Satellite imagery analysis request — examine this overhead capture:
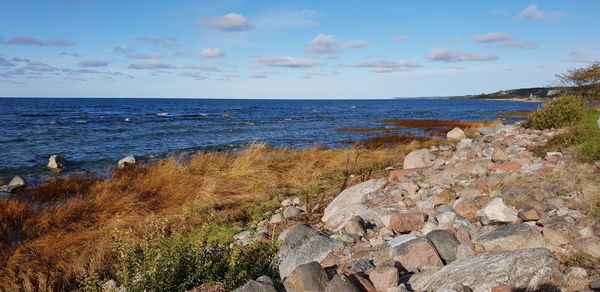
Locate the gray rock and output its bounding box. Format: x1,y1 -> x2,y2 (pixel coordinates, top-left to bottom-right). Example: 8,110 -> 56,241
403,149 -> 435,169
410,248 -> 563,292
477,198 -> 519,224
278,223 -> 317,248
426,230 -> 461,264
283,206 -> 303,219
325,274 -> 361,292
322,178 -> 386,223
117,155 -> 137,169
47,154 -> 67,171
0,175 -> 26,193
269,213 -> 284,224
343,216 -> 367,237
349,259 -> 375,274
284,261 -> 329,292
234,275 -> 277,292
388,233 -> 418,248
278,234 -> 343,279
473,223 -> 544,252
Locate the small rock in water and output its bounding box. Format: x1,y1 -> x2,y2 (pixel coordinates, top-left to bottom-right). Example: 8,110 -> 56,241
47,154 -> 67,171
447,127 -> 466,140
117,155 -> 137,169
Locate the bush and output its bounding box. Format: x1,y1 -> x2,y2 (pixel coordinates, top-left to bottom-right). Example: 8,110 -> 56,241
115,231 -> 277,291
527,95 -> 586,130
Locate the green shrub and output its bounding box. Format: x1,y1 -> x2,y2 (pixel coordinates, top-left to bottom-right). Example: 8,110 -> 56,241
574,110 -> 600,162
527,95 -> 586,130
115,230 -> 277,292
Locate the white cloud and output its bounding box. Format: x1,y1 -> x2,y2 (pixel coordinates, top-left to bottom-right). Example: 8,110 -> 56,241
179,64 -> 221,72
393,35 -> 409,43
136,36 -> 177,47
79,59 -> 110,67
256,56 -> 319,68
518,4 -> 565,21
113,47 -> 163,59
351,59 -> 422,73
563,52 -> 596,63
1,36 -> 74,46
204,13 -> 253,31
128,60 -> 175,70
427,48 -> 498,62
200,48 -> 224,58
307,34 -> 369,56
474,32 -> 535,49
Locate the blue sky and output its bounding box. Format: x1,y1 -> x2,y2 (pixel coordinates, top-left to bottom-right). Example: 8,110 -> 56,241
0,0 -> 598,98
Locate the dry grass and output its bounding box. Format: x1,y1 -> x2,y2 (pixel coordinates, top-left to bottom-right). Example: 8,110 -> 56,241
0,140 -> 442,291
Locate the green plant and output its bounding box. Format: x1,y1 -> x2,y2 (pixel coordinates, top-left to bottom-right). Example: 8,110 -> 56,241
526,95 -> 586,130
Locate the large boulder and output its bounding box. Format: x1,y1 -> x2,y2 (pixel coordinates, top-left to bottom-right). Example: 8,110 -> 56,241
234,276 -> 277,292
0,175 -> 26,193
323,178 -> 386,223
410,248 -> 563,292
447,127 -> 466,140
278,234 -> 343,279
284,262 -> 329,292
473,223 -> 544,252
403,149 -> 435,169
477,198 -> 519,224
47,154 -> 67,171
374,237 -> 443,273
117,155 -> 137,169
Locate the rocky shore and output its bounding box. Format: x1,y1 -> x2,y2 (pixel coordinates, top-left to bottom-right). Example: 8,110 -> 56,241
231,123 -> 599,292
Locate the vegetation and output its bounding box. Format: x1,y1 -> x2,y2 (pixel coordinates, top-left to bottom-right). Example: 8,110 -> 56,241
0,140 -> 444,291
526,95 -> 586,130
558,62 -> 600,99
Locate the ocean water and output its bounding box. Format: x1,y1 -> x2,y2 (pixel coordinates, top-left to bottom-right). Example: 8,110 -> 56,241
0,98 -> 540,181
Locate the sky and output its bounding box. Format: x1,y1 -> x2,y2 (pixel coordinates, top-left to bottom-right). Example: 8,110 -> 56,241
0,0 -> 599,98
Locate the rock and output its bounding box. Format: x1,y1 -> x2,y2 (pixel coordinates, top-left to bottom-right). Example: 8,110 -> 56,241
447,127 -> 466,140
278,223 -> 318,248
367,266 -> 399,292
388,234 -> 418,248
325,274 -> 361,292
117,155 -> 137,169
47,154 -> 67,171
322,178 -> 387,225
270,213 -> 284,224
492,162 -> 521,172
429,189 -> 456,206
374,237 -> 443,272
453,199 -> 479,223
233,230 -> 254,244
330,233 -> 357,243
349,259 -> 375,274
387,212 -> 427,233
101,279 -> 120,292
477,198 -> 519,224
283,206 -> 303,219
284,261 -> 329,292
279,234 -> 343,279
574,238 -> 600,259
410,248 -> 563,292
545,152 -> 562,163
0,175 -> 27,193
388,168 -> 427,182
426,230 -> 461,264
403,149 -> 435,169
343,216 -> 367,237
491,147 -> 508,162
473,223 -> 544,252
542,228 -> 571,246
564,267 -> 589,292
234,276 -> 277,292
578,226 -> 594,238
518,208 -> 541,221
491,285 -> 514,292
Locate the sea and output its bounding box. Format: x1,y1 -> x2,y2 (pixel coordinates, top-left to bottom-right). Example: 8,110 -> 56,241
0,98 -> 540,182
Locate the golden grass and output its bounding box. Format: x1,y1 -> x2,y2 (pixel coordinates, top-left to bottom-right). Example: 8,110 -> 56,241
0,141 -> 442,291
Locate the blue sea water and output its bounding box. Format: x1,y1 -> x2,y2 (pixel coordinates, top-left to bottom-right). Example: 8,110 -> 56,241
0,98 -> 540,181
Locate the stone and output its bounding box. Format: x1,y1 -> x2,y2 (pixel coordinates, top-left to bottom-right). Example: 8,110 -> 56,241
387,212 -> 427,233
429,189 -> 456,206
477,198 -> 519,224
403,149 -> 435,169
0,175 -> 27,193
233,230 -> 253,244
542,228 -> 571,246
518,208 -> 541,221
410,248 -> 563,292
388,234 -> 418,248
283,206 -> 303,219
574,238 -> 600,259
367,266 -> 399,292
453,199 -> 479,223
473,223 -> 544,252
234,276 -> 277,292
278,234 -> 343,279
349,259 -> 375,274
545,152 -> 563,163
284,262 -> 329,292
447,127 -> 466,140
269,213 -> 283,224
491,285 -> 514,292
374,237 -> 443,272
426,230 -> 461,264
322,178 -> 387,224
278,223 -> 318,248
101,280 -> 120,292
388,168 -> 427,182
117,155 -> 137,169
491,147 -> 508,162
344,216 -> 367,237
564,267 -> 589,292
325,274 -> 361,292
492,162 -> 521,172
47,154 -> 67,171
578,226 -> 594,238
